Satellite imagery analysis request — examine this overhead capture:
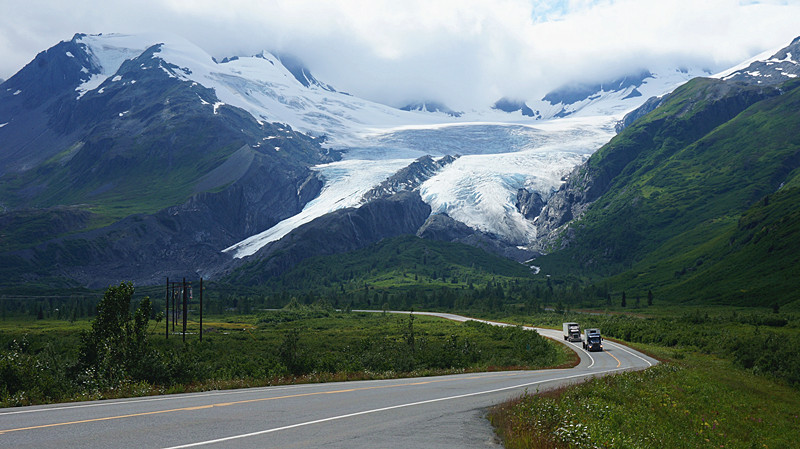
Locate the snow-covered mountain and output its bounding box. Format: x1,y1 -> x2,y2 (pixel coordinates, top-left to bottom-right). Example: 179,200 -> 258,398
4,31 -> 781,286
400,101 -> 462,117
202,54 -> 704,258
528,67 -> 712,120
24,33 -> 627,259
713,36 -> 800,84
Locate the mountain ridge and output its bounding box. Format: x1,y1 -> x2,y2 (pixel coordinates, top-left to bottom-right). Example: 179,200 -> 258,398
2,31 -> 798,300
530,72 -> 800,306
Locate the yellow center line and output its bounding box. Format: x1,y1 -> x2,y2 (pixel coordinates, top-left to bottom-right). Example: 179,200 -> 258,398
607,350 -> 622,368
0,372 -> 521,435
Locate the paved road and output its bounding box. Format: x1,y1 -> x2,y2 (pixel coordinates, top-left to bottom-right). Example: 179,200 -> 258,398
0,312 -> 656,448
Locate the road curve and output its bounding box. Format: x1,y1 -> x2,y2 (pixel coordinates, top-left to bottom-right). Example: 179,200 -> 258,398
0,312 -> 657,448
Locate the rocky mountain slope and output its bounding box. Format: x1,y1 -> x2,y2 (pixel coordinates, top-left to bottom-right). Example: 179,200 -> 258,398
0,34 -> 335,287
528,37 -> 800,306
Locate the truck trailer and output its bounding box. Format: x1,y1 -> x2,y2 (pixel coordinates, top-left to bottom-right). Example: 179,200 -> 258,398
562,322 -> 581,342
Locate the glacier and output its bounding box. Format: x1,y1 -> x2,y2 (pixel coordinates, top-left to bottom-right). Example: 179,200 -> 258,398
72,33 -> 704,259
224,157 -> 415,257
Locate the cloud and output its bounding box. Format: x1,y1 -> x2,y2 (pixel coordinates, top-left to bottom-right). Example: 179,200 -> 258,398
1,0 -> 798,109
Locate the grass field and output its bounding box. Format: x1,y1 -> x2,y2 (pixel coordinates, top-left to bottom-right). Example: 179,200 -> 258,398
487,306 -> 800,448
0,306 -> 571,407
5,296 -> 799,449
489,344 -> 800,449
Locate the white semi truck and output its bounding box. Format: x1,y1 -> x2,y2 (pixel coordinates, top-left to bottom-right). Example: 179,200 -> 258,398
562,322 -> 581,342
583,328 -> 603,352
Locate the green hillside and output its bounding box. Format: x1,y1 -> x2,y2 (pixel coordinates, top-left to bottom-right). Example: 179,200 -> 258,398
0,98 -> 303,228
0,55 -> 329,254
537,77 -> 800,307
622,185 -> 800,308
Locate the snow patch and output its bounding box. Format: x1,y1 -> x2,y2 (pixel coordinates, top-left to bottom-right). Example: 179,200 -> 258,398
65,51 -> 74,58
13,90 -> 21,95
0,122 -> 8,128
714,44 -> 784,79
213,102 -> 224,114
74,34 -> 151,100
768,52 -> 795,64
112,75 -> 122,82
529,67 -> 705,120
76,74 -> 105,99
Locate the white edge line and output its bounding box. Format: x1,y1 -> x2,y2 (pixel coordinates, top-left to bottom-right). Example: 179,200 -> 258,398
567,340 -> 595,368
604,340 -> 654,367
161,367 -> 627,449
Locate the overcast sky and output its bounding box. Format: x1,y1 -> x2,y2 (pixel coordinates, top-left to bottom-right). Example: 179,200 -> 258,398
1,0 -> 798,108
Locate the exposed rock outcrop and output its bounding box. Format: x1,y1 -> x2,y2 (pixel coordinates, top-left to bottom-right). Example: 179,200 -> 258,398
228,190 -> 432,284
362,155 -> 457,202
416,213 -> 474,242
515,188 -> 545,220
417,213 -> 538,262
615,95 -> 666,132
720,36 -> 800,86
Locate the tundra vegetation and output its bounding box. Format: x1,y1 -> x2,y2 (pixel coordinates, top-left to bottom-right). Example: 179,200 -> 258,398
2,278 -> 799,449
489,350 -> 800,449
0,283 -> 568,407
490,310 -> 800,448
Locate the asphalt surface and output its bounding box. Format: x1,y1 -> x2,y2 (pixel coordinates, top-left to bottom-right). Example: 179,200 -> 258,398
0,312 -> 657,448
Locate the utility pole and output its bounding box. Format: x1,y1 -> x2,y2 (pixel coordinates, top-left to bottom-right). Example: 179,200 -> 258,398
199,278 -> 203,342
165,277 -> 169,339
182,278 -> 188,343
164,277 -> 203,342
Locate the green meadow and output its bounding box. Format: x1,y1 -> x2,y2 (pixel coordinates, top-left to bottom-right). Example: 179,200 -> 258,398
490,309 -> 800,448
0,297 -> 569,408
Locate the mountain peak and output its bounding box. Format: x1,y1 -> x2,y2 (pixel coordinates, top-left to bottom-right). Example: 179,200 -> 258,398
491,97 -> 537,118
400,101 -> 462,117
275,53 -> 337,92
715,35 -> 800,85
542,70 -> 653,107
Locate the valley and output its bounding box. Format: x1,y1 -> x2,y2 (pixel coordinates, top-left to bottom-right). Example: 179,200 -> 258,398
1,17 -> 800,449
1,296 -> 798,448
0,32 -> 706,288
